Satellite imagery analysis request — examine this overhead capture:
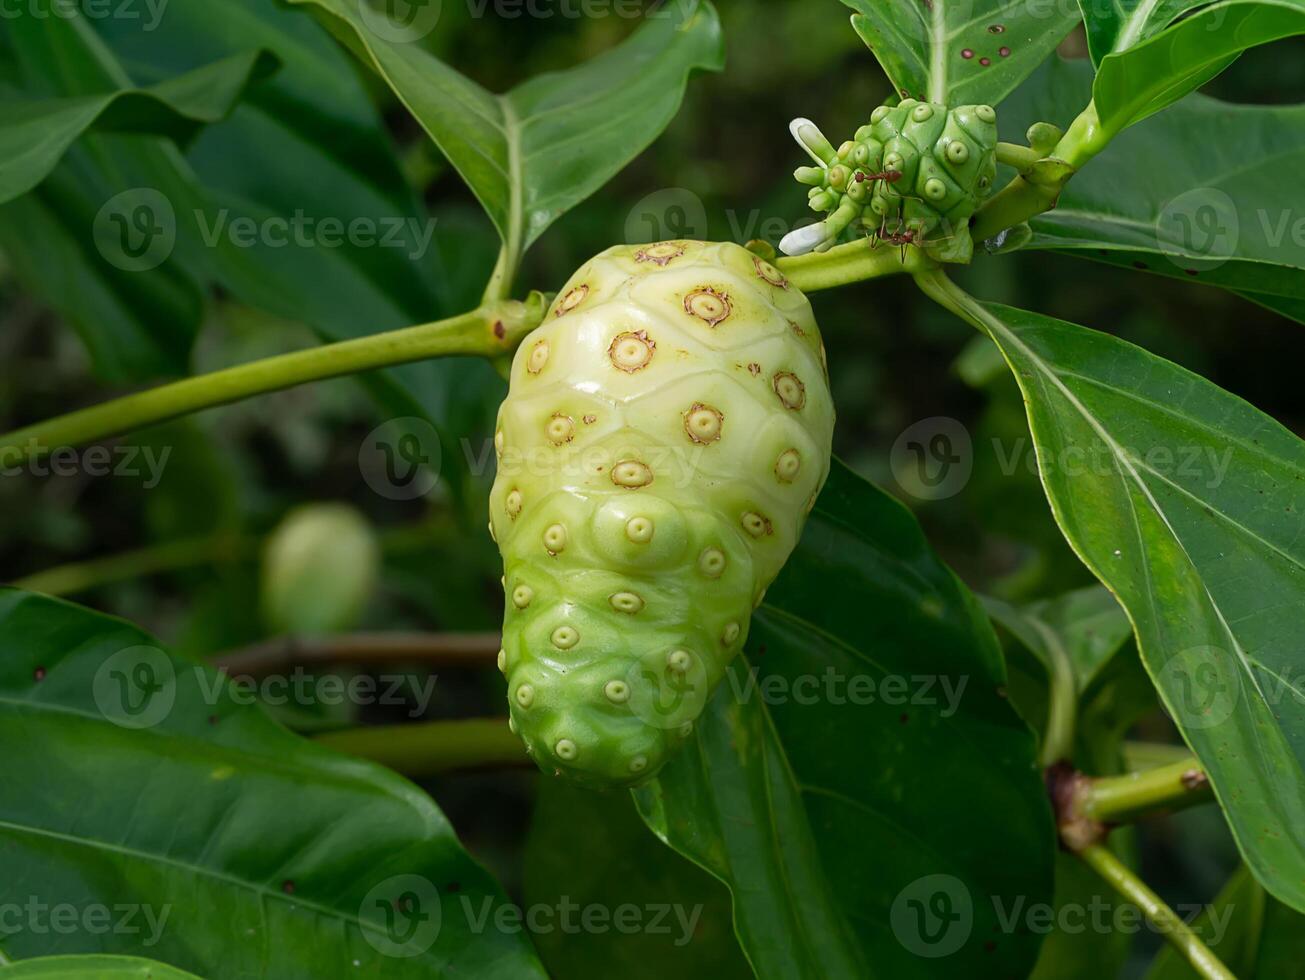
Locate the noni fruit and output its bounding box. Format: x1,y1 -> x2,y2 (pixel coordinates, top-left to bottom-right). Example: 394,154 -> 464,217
489,240 -> 835,787
782,99 -> 998,263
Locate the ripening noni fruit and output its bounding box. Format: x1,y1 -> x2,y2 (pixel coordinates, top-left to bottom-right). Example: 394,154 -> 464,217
489,240 -> 835,788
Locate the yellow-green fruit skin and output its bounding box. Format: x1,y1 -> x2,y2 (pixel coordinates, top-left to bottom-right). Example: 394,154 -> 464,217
490,241 -> 834,788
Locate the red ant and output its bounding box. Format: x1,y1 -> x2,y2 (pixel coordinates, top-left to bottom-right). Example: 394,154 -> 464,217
854,170 -> 903,184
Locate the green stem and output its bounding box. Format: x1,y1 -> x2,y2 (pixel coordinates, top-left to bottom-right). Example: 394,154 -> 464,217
1078,843 -> 1235,980
10,532 -> 256,596
315,717 -> 527,777
1084,757 -> 1212,823
995,141 -> 1042,173
482,244 -> 518,304
0,294 -> 549,464
1033,617 -> 1077,767
775,237 -> 931,293
913,265 -> 995,335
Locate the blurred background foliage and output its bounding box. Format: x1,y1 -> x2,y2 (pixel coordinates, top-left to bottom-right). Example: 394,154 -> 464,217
1,3 -> 1302,975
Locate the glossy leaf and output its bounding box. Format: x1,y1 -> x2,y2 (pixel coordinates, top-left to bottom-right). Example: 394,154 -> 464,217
286,0 -> 724,267
972,300 -> 1305,912
523,780 -> 751,979
0,955 -> 202,979
0,50 -> 276,205
841,0 -> 1080,106
1000,58 -> 1305,326
0,589 -> 546,977
1083,0 -> 1305,140
635,461 -> 1054,979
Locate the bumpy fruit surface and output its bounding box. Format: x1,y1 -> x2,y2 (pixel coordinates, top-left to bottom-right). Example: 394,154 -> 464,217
785,99 -> 998,262
489,241 -> 834,787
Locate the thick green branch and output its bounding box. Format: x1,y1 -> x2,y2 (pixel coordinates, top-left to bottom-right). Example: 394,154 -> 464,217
1083,757 -> 1212,823
0,293 -> 549,464
315,717 -> 527,777
775,236 -> 931,293
1078,844 -> 1235,980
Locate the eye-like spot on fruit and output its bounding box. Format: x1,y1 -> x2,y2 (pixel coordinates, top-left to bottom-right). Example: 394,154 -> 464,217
742,511 -> 773,537
683,403 -> 724,444
789,320 -> 806,338
629,755 -> 648,773
668,649 -> 693,673
775,449 -> 802,483
610,591 -> 645,614
946,141 -> 970,165
604,679 -> 630,703
552,625 -> 579,649
636,242 -> 685,266
698,548 -> 726,578
625,516 -> 654,543
546,413 -> 575,445
773,372 -> 806,410
494,429 -> 505,457
582,414 -> 597,425
884,152 -> 904,171
979,175 -> 992,191
516,684 -> 535,708
912,104 -> 934,122
753,257 -> 788,288
497,649 -> 507,672
612,460 -> 653,489
543,523 -> 567,554
722,622 -> 740,645
556,285 -> 588,316
506,489 -> 523,520
527,340 -> 550,375
555,738 -> 578,761
748,362 -> 762,377
924,178 -> 947,201
609,330 -> 655,372
684,287 -> 732,326
512,584 -> 534,609
976,105 -> 997,123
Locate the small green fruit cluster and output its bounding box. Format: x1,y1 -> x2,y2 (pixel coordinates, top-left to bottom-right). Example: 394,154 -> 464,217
490,241 -> 835,788
782,99 -> 999,263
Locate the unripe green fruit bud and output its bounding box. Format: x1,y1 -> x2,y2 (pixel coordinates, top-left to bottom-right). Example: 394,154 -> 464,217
261,504 -> 380,635
490,241 -> 835,788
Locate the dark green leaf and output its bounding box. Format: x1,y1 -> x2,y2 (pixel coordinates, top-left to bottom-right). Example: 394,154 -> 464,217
0,50 -> 276,205
635,461 -> 1054,979
841,0 -> 1080,107
971,300 -> 1305,913
285,0 -> 724,269
1000,58 -> 1305,326
0,589 -> 545,977
1082,0 -> 1305,140
524,779 -> 751,979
